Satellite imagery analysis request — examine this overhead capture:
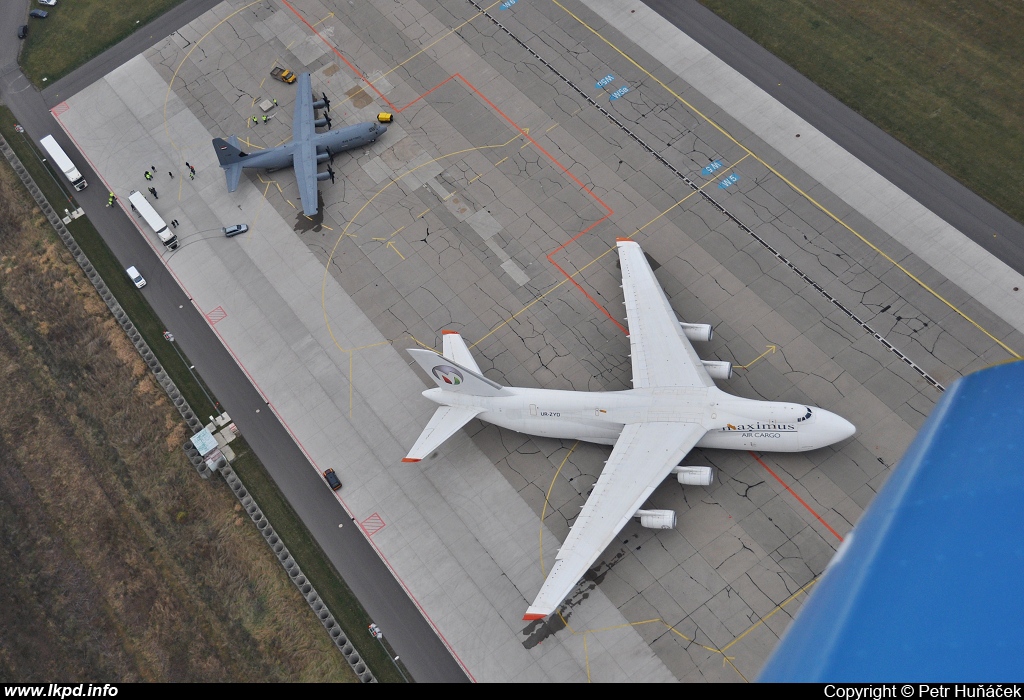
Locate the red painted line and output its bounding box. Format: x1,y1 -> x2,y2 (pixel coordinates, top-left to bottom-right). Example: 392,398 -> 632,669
281,1 -> 621,336
748,451 -> 843,542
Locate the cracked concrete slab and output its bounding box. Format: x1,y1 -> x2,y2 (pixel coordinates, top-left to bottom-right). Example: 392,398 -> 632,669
49,0 -> 1024,683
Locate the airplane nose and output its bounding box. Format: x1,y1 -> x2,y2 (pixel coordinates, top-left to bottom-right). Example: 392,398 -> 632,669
378,124 -> 388,135
824,410 -> 856,443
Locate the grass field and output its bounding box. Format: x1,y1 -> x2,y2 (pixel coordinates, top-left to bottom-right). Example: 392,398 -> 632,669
229,445 -> 411,682
20,0 -> 185,86
698,0 -> 1024,225
0,108 -> 407,681
0,160 -> 359,681
0,107 -> 217,418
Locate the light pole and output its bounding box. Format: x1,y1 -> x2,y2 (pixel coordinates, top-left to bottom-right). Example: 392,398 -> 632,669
368,623 -> 408,682
164,331 -> 218,414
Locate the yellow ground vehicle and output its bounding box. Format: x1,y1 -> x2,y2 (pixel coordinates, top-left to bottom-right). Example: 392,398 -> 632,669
270,67 -> 296,84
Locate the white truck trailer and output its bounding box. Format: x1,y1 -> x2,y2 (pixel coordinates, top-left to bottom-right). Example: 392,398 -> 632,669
127,190 -> 178,250
39,134 -> 87,191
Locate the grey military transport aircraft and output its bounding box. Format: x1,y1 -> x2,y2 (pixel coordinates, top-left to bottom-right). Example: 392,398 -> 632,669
212,72 -> 389,216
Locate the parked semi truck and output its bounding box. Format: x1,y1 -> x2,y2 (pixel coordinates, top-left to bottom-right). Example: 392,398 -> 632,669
39,134 -> 87,191
127,190 -> 178,250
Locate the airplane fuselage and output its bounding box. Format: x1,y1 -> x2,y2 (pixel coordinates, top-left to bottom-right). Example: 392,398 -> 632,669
422,385 -> 854,452
234,121 -> 387,171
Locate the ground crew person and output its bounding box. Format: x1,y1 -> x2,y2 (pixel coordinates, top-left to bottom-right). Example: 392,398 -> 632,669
272,98 -> 278,106
107,192 -> 115,207
251,115 -> 257,124
144,170 -> 152,180
262,115 -> 268,123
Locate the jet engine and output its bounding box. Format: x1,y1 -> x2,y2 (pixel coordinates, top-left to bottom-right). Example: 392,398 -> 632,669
701,360 -> 733,380
673,465 -> 714,486
679,322 -> 713,342
636,509 -> 677,529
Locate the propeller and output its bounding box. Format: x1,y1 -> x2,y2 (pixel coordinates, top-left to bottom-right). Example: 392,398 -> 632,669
322,92 -> 331,112
327,164 -> 335,183
327,147 -> 334,163
324,114 -> 332,129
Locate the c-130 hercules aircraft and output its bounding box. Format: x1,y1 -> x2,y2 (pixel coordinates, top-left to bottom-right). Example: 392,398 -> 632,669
403,238 -> 856,620
212,72 -> 389,216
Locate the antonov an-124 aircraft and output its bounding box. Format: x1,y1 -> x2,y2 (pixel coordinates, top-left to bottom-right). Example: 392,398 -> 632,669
403,238 -> 856,620
212,72 -> 388,216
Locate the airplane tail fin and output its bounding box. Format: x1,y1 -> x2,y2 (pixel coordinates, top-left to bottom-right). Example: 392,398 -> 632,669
213,136 -> 248,193
402,406 -> 483,462
440,331 -> 482,373
212,136 -> 248,166
407,348 -> 511,397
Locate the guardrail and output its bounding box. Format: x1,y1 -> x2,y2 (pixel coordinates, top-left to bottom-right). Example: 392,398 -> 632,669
0,133 -> 375,683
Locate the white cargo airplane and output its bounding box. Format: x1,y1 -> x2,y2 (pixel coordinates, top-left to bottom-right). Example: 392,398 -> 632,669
403,238 -> 856,620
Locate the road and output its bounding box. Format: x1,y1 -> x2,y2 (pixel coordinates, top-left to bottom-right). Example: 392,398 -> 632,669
2,0 -> 1022,683
0,0 -> 469,684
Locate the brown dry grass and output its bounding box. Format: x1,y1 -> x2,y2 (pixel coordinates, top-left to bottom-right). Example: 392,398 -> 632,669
0,162 -> 357,682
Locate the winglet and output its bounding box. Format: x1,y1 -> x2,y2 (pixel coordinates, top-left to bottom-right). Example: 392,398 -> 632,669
523,613 -> 546,621
401,458 -> 420,463
441,329 -> 459,335
616,237 -> 634,242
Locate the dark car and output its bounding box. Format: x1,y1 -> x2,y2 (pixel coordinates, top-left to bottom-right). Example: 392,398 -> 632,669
18,25 -> 28,39
29,9 -> 48,18
223,223 -> 249,237
322,469 -> 342,491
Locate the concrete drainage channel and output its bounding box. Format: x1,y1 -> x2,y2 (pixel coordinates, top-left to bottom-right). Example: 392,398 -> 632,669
1,134 -> 376,683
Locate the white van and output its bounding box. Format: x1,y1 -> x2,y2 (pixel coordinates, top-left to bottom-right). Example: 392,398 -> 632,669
127,190 -> 178,250
126,266 -> 146,289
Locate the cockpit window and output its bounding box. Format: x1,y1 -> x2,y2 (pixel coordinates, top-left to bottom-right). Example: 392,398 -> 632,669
797,407 -> 813,423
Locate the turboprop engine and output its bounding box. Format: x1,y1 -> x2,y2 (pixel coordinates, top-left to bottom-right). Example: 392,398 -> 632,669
673,465 -> 714,486
636,509 -> 677,529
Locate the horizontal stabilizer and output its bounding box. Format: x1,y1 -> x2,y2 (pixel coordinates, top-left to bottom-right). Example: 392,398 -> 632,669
441,331 -> 482,374
225,163 -> 243,192
402,406 -> 483,462
407,348 -> 511,397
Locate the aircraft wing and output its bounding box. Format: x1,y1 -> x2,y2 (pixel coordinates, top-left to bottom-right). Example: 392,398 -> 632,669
617,238 -> 715,389
524,420 -> 706,619
293,139 -> 320,216
291,73 -> 320,216
293,73 -> 315,142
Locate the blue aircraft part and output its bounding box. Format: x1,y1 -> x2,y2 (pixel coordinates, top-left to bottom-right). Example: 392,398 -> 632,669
759,360 -> 1024,682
